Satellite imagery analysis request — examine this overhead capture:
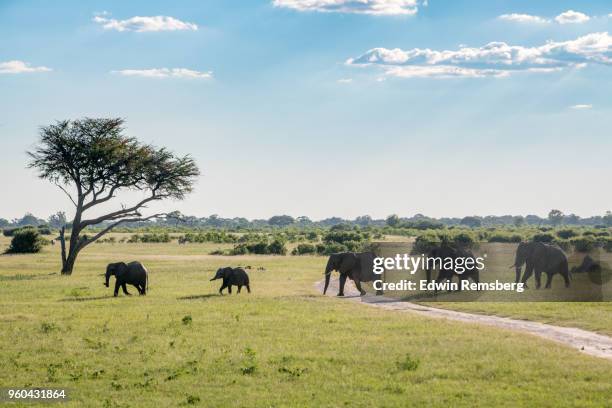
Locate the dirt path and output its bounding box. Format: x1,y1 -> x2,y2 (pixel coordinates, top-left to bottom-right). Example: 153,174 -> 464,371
316,278 -> 612,361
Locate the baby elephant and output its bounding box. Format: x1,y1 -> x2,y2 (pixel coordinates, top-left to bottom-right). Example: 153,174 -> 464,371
105,261 -> 148,297
211,267 -> 251,295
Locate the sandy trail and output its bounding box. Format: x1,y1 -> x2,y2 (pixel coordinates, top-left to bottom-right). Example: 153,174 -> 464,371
316,278 -> 612,361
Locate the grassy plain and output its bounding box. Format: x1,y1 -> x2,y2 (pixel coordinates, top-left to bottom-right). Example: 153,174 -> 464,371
1,236 -> 611,407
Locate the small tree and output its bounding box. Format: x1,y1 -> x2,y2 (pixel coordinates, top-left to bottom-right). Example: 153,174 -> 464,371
548,209 -> 564,227
28,118 -> 200,274
460,216 -> 482,228
604,211 -> 612,227
386,214 -> 400,227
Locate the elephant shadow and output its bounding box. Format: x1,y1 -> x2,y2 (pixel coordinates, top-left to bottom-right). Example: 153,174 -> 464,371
177,294 -> 218,301
60,295 -> 114,302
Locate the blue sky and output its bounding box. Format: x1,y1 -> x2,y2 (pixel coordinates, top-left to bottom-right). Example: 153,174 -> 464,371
1,0 -> 611,220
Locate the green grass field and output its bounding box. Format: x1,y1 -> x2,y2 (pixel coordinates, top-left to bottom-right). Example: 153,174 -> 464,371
1,236 -> 611,407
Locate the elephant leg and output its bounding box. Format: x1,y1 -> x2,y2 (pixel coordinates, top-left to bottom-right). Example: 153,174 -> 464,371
237,285 -> 242,293
228,285 -> 232,294
219,285 -> 226,295
426,269 -> 432,284
246,284 -> 251,293
338,274 -> 347,296
113,281 -> 120,297
562,271 -> 570,288
515,268 -> 521,284
137,284 -> 144,295
122,283 -> 131,295
354,280 -> 366,296
534,271 -> 542,290
544,273 -> 553,289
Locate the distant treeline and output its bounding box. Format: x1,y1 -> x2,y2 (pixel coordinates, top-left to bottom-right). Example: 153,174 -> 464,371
2,210 -> 611,231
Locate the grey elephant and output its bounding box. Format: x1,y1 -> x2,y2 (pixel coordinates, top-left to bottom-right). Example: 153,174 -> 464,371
211,267 -> 250,295
105,261 -> 149,296
513,242 -> 570,289
323,252 -> 378,296
571,255 -> 601,274
426,244 -> 479,290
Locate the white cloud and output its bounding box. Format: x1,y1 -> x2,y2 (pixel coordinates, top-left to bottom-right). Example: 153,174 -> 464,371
93,14 -> 198,32
272,0 -> 420,16
111,68 -> 212,79
347,32 -> 612,79
498,13 -> 550,24
337,78 -> 353,83
570,104 -> 593,109
555,10 -> 590,24
0,60 -> 51,74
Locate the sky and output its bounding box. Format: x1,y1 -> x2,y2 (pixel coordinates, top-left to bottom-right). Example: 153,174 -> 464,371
1,0 -> 611,221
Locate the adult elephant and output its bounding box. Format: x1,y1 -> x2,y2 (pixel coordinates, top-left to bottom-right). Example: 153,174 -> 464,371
104,261 -> 149,297
513,242 -> 570,289
425,244 -> 479,290
323,252 -> 377,296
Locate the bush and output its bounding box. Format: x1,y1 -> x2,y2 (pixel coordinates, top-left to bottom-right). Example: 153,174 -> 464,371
452,232 -> 476,248
292,243 -> 316,255
3,228 -> 19,237
554,239 -> 571,252
6,228 -> 46,253
488,233 -> 523,243
317,242 -> 348,255
532,233 -> 555,243
556,229 -> 578,239
412,233 -> 442,254
128,233 -> 171,243
267,239 -> 287,255
323,231 -> 365,245
604,238 -> 612,253
571,237 -> 596,253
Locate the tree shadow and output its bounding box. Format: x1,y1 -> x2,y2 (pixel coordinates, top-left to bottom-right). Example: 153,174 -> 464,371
177,294 -> 218,301
0,274 -> 40,281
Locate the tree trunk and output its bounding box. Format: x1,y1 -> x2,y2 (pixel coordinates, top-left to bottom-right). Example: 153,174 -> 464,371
61,251 -> 78,275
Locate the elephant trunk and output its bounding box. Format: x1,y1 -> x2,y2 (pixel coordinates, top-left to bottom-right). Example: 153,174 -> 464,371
104,271 -> 111,287
323,257 -> 335,295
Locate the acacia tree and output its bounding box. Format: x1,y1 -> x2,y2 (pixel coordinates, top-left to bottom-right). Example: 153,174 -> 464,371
28,118 -> 200,274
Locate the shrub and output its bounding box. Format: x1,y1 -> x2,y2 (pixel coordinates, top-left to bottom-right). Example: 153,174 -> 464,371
292,243 -> 316,255
246,242 -> 269,254
556,229 -> 578,239
452,232 -> 476,248
267,239 -> 287,255
604,238 -> 612,253
317,242 -> 348,255
323,231 -> 364,245
306,231 -> 319,241
488,233 -> 523,243
554,239 -> 571,252
571,237 -> 596,253
532,233 -> 555,243
412,233 -> 441,254
230,244 -> 249,255
128,233 -> 171,243
3,228 -> 19,237
6,228 -> 46,253
396,354 -> 419,371
37,226 -> 52,235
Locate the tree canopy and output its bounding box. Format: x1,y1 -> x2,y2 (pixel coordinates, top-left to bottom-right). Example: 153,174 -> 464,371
28,118 -> 200,273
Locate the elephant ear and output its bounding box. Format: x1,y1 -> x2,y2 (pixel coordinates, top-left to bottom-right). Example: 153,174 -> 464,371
115,262 -> 128,279
338,253 -> 358,274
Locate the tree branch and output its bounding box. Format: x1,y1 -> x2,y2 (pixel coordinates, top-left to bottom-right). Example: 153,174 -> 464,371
79,191 -> 165,228
78,213 -> 168,250
56,183 -> 77,207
